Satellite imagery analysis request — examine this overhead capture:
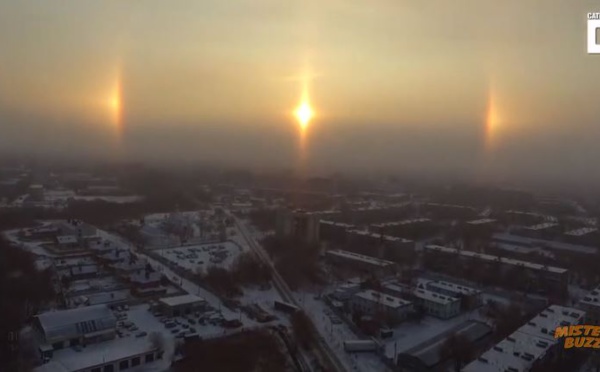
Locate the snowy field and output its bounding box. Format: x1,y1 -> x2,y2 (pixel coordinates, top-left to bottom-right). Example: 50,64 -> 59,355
156,242 -> 243,272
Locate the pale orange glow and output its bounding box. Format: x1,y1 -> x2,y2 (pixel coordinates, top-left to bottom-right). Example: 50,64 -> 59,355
292,70 -> 315,176
484,79 -> 500,152
106,66 -> 123,140
295,101 -> 313,129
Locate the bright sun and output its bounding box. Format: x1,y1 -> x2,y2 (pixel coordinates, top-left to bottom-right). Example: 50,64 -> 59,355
295,101 -> 313,129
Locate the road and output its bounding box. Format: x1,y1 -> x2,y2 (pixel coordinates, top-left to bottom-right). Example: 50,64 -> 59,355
234,217 -> 347,372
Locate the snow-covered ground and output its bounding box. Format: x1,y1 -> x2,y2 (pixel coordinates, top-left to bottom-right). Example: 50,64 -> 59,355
299,289 -> 392,372
44,189 -> 144,204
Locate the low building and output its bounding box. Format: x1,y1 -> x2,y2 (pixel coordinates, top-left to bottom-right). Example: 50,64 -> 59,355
564,227 -> 599,247
421,203 -> 476,220
98,250 -> 130,265
369,218 -> 435,240
396,320 -> 492,371
55,235 -> 80,251
346,229 -> 414,262
158,294 -> 207,317
33,305 -> 117,353
492,233 -> 597,255
30,184 -> 45,201
109,260 -> 146,278
34,337 -> 164,372
129,271 -> 165,297
331,282 -> 362,302
58,220 -> 97,239
325,249 -> 396,277
412,288 -> 460,319
463,305 -> 585,372
578,286 -> 600,325
351,290 -> 414,322
513,222 -> 561,240
68,265 -> 99,280
424,280 -> 482,309
423,245 -> 569,293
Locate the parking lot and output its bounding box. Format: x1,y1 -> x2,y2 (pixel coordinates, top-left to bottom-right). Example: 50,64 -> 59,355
157,242 -> 242,272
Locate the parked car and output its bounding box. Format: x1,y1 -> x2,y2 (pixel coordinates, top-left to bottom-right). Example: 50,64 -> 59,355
135,331 -> 148,338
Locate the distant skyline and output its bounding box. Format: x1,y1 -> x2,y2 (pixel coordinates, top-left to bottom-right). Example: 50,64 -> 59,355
1,1 -> 600,188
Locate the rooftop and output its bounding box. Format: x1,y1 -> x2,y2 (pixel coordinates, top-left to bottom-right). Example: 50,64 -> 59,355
424,245 -> 568,274
326,249 -> 395,267
565,227 -> 598,237
35,305 -> 116,342
580,286 -> 600,308
413,288 -> 459,305
493,233 -> 598,255
370,218 -> 431,228
523,222 -> 559,231
347,229 -> 413,243
463,305 -> 585,372
158,294 -> 206,307
41,336 -> 158,372
466,218 -> 496,225
354,290 -> 412,309
57,235 -> 78,244
425,280 -> 481,296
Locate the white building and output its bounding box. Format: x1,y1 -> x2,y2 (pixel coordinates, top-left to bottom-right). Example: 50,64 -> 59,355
579,286 -> 600,325
158,294 -> 207,317
34,337 -> 164,372
424,280 -> 482,308
33,305 -> 117,352
412,288 -> 460,319
331,282 -> 362,302
351,290 -> 413,322
463,305 -> 585,372
326,249 -> 396,277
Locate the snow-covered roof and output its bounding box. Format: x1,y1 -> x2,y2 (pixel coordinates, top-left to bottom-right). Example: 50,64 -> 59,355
580,287 -> 600,308
35,305 -> 116,342
57,235 -> 78,244
326,250 -> 395,267
347,229 -> 413,243
466,218 -> 496,225
424,245 -> 568,274
370,218 -> 431,228
129,271 -> 161,284
565,227 -> 598,236
354,290 -> 412,309
425,280 -> 481,296
69,265 -> 98,275
158,294 -> 206,307
463,305 -> 585,372
413,289 -> 458,305
38,337 -> 158,372
523,222 -> 559,231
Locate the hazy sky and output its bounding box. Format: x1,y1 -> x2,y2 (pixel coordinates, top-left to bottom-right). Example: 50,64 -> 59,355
1,1 -> 600,186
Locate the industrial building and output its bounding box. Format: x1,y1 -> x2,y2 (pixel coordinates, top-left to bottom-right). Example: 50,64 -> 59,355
350,290 -> 414,322
424,280 -> 482,309
578,286 -> 600,325
412,288 -> 460,319
325,249 -> 396,277
423,245 -> 569,292
463,305 -> 585,372
33,305 -> 117,353
158,294 -> 207,317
